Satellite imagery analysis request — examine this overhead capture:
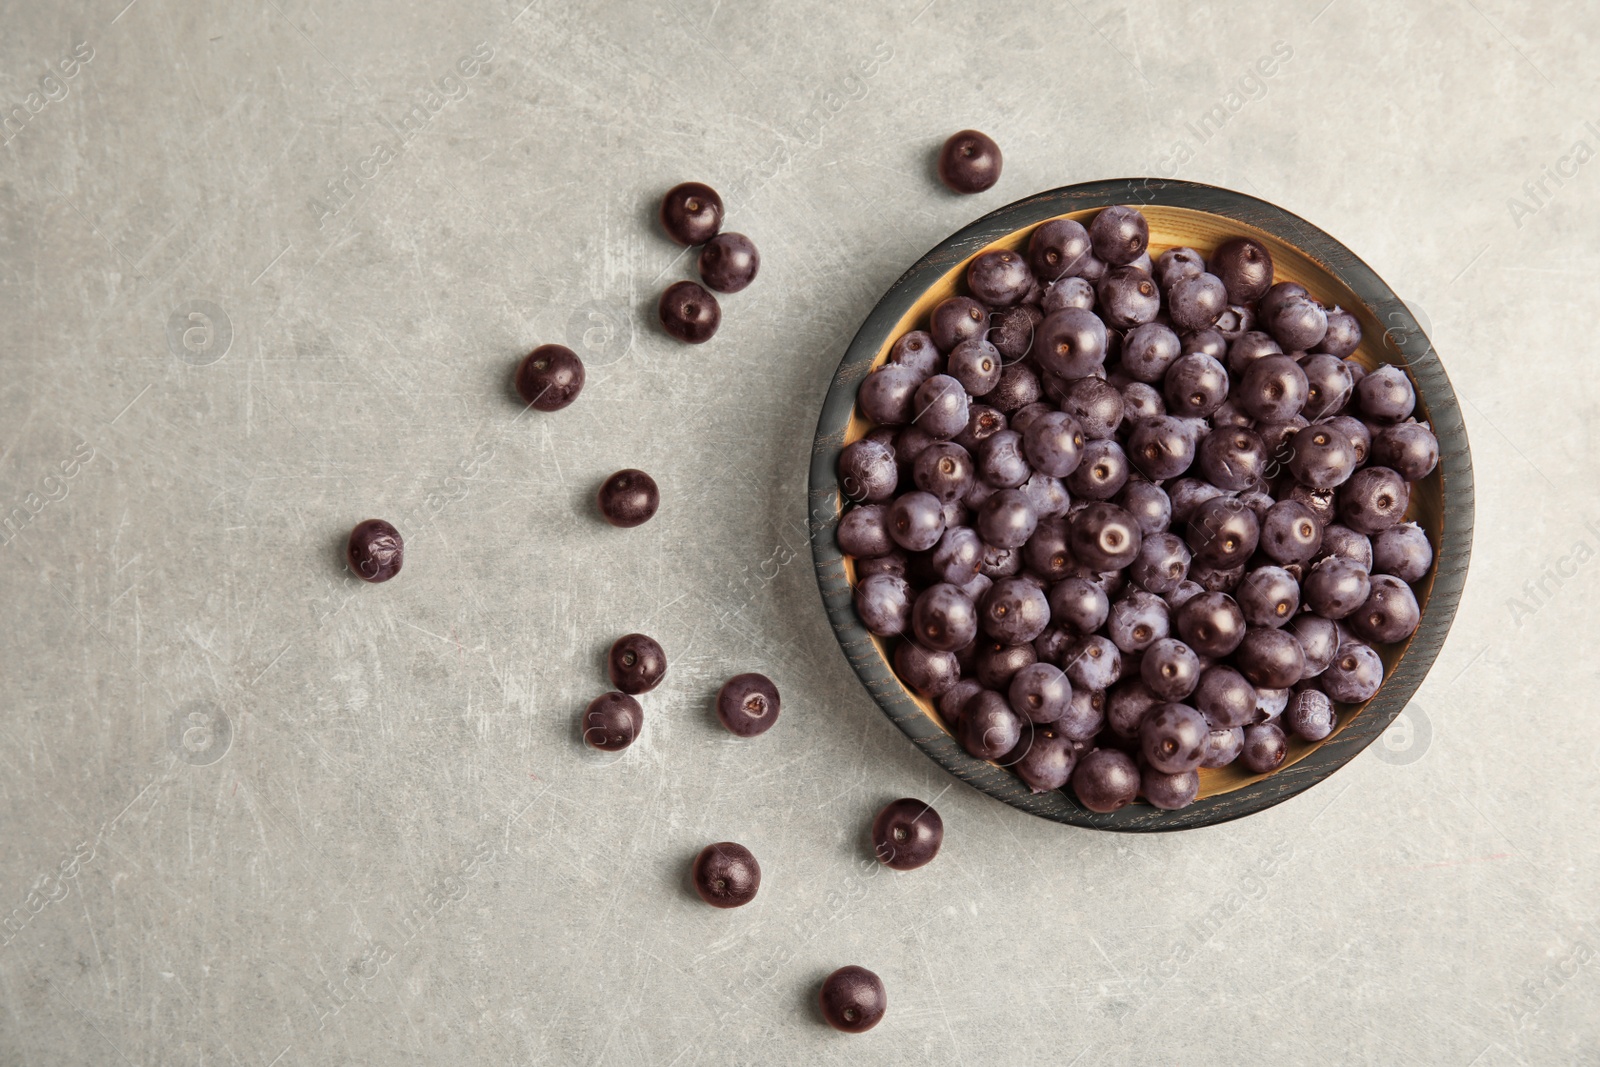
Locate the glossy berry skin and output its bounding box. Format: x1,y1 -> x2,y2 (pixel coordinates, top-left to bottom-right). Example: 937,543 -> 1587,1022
930,296 -> 989,351
966,249 -> 1033,307
1338,466 -> 1410,535
911,584 -> 979,651
1372,523 -> 1433,582
894,642 -> 960,697
1070,502 -> 1143,571
1227,330 -> 1283,376
977,429 -> 1030,488
348,518 -> 404,582
1106,679 -> 1159,739
1186,497 -> 1260,568
609,634 -> 667,694
1321,641 -> 1384,702
1057,687 -> 1107,741
698,232 -> 760,292
1164,353 -> 1230,419
1195,665 -> 1257,728
1067,439 -> 1131,502
1023,411 -> 1086,478
1012,725 -> 1077,792
659,181 -> 723,245
1139,702 -> 1208,773
1237,355 -> 1309,423
837,505 -> 893,558
1357,365 -> 1416,423
1009,662 -> 1072,723
1035,307 -> 1108,379
1128,416 -> 1198,481
913,374 -> 970,440
1097,266 -> 1161,328
1175,591 -> 1247,657
1142,766 -> 1200,810
1121,322 -> 1181,383
692,842 -> 760,908
1167,272 -> 1229,333
1088,205 -> 1149,265
1131,532 -> 1191,595
1029,218 -> 1092,280
931,525 -> 984,584
1317,524 -> 1374,569
937,679 -> 982,729
1119,480 -> 1173,536
973,641 -> 1036,690
1349,573 -> 1421,644
1303,556 -> 1372,619
947,339 -> 1002,396
1322,415 -> 1372,467
1043,275 -> 1095,312
1240,723 -> 1288,774
980,577 -> 1052,644
1049,577 -> 1111,635
515,344 -> 586,411
938,129 -> 1002,193
1371,422 -> 1439,481
658,280 -> 720,343
582,692 -> 643,751
1166,482 -> 1225,526
959,690 -> 1023,760
819,965 -> 888,1033
1288,424 -> 1359,490
1071,748 -> 1141,813
716,673 -> 781,737
1288,613 -> 1340,678
1142,639 -> 1201,701
914,443 -> 976,505
1155,245 -> 1206,290
1195,427 -> 1266,491
598,469 -> 660,527
1064,635 -> 1122,692
1267,296 -> 1328,352
889,491 -> 946,551
854,574 -> 913,636
1314,307 -> 1362,358
1181,328 -> 1229,360
872,798 -> 944,870
1108,589 -> 1171,652
1235,627 -> 1307,689
1201,726 -> 1245,768
857,364 -> 922,425
1120,381 -> 1166,422
1300,354 -> 1355,420
838,439 -> 898,503
1237,566 -> 1300,628
1062,377 -> 1125,440
1021,518 -> 1074,581
1254,686 -> 1290,724
1285,687 -> 1336,741
890,330 -> 942,380
1209,236 -> 1275,304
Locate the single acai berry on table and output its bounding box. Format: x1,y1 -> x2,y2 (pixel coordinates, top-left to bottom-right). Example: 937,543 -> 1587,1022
872,798 -> 944,870
515,343 -> 586,411
582,691 -> 643,751
659,280 -> 720,343
820,965 -> 888,1033
716,672 -> 781,737
692,841 -> 760,908
608,633 -> 667,694
697,232 -> 760,292
938,131 -> 1003,194
598,469 -> 660,527
347,518 -> 404,582
659,181 -> 723,245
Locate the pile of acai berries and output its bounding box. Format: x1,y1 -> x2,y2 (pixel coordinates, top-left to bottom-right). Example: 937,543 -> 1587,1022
837,204 -> 1439,813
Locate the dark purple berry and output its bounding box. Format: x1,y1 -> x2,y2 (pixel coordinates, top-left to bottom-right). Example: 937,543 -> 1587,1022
1357,365 -> 1416,423
609,633 -> 667,694
1071,748 -> 1140,812
1195,665 -> 1257,728
1088,205 -> 1149,265
1128,416 -> 1198,481
938,130 -> 1002,194
1118,480 -> 1173,536
1108,588 -> 1171,652
913,374 -> 970,440
1070,502 -> 1143,571
1288,613 -> 1340,678
911,584 -> 979,651
857,364 -> 922,425
1288,424 -> 1359,490
697,232 -> 759,292
1321,641 -> 1383,702
348,518 -> 403,582
692,842 -> 760,907
837,505 -> 893,558
930,295 -> 989,352
854,573 -> 913,636
1164,353 -> 1230,418
888,490 -> 946,551
1142,638 -> 1201,701
947,339 -> 1003,396
1314,307 -> 1362,358
1372,523 -> 1432,582
1066,438 -> 1131,501
1236,354 -> 1309,423
1034,307 -> 1108,379
986,362 -> 1042,414
1063,635 -> 1121,692
889,330 -> 942,380
1338,466 -> 1410,535
872,798 -> 943,870
973,640 -> 1035,690
1155,246 -> 1206,290
582,692 -> 643,751
1267,296 -> 1327,352
1140,702 -> 1208,773
1097,266 -> 1161,328
515,344 -> 585,411
980,577 -> 1051,644
1299,353 -> 1354,421
1061,377 -> 1125,440
894,642 -> 960,696
1201,726 -> 1245,767
1349,573 -> 1421,644
1009,662 -> 1072,723
1131,532 -> 1191,595
1175,591 -> 1246,657
977,488 -> 1038,549
1042,275 -> 1096,312
1048,577 -> 1110,635
716,672 -> 780,737
1028,218 -> 1093,280
1121,322 -> 1182,383
1022,517 -> 1074,581
1285,686 -> 1336,741
819,965 -> 888,1033
937,679 -> 982,729
1302,556 -> 1371,619
1227,331 -> 1283,377
1012,724 -> 1077,792
1186,496 -> 1260,568
1236,566 -> 1301,629
1235,626 -> 1307,689
598,469 -> 660,527
1371,422 -> 1439,481
1209,236 -> 1275,304
959,690 -> 1023,760
1240,723 -> 1288,773
966,249 -> 1033,307
838,438 -> 898,503
658,280 -> 720,343
1195,427 -> 1267,491
1168,272 -> 1229,333
659,181 -> 723,245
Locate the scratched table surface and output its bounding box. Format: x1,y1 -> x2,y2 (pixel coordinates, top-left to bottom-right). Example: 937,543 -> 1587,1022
2,1 -> 1597,1064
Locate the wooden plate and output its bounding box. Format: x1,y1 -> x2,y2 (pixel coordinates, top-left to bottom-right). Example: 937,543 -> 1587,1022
808,179 -> 1474,831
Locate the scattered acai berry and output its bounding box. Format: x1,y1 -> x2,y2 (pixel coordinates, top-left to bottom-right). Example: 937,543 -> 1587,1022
938,130 -> 1002,194
659,280 -> 721,343
659,181 -> 723,245
608,633 -> 667,694
348,518 -> 404,583
871,798 -> 944,870
582,691 -> 643,751
597,469 -> 660,527
515,344 -> 586,411
819,965 -> 888,1033
692,842 -> 760,908
716,672 -> 781,737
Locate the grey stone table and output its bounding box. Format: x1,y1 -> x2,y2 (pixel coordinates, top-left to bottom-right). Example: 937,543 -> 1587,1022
2,1 -> 1596,1064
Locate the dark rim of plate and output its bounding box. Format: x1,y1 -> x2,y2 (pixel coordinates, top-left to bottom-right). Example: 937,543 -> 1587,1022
807,178 -> 1474,832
